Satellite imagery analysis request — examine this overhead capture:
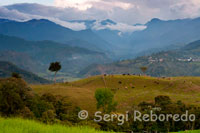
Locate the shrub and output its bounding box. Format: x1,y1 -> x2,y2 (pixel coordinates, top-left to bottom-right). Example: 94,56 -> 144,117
95,88 -> 117,113
0,78 -> 31,116
41,110 -> 56,124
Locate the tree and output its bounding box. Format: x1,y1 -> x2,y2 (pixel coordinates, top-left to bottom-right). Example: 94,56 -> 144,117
140,66 -> 148,75
95,88 -> 117,113
0,78 -> 30,116
48,62 -> 61,83
12,72 -> 21,79
155,95 -> 171,107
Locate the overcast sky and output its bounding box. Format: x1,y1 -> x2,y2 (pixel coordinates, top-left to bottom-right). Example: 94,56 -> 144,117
0,0 -> 200,26
0,0 -> 53,6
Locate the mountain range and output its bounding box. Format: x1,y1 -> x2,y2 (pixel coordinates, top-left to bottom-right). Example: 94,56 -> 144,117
3,3 -> 200,59
0,18 -> 112,53
1,13 -> 200,79
127,18 -> 200,56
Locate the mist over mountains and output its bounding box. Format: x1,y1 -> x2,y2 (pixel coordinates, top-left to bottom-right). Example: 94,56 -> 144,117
1,3 -> 200,80
1,16 -> 200,58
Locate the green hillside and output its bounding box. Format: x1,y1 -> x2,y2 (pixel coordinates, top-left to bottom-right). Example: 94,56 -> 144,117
0,61 -> 50,84
32,75 -> 200,113
0,117 -> 112,133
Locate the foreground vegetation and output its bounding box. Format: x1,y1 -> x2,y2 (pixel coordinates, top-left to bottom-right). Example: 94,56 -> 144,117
0,117 -> 111,133
0,117 -> 198,133
174,131 -> 200,133
2,75 -> 200,132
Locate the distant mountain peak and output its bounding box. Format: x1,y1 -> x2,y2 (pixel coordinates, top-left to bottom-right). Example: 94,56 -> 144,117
134,23 -> 144,26
27,19 -> 52,23
151,18 -> 161,22
146,18 -> 162,26
101,19 -> 117,25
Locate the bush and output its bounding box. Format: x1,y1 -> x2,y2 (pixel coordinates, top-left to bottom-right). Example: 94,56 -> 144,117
18,107 -> 34,119
41,110 -> 56,124
95,88 -> 117,113
0,78 -> 31,116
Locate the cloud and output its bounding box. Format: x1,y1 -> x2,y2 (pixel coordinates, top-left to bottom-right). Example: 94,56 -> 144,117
0,6 -> 31,20
0,5 -> 142,32
55,0 -> 99,11
2,3 -> 144,32
54,0 -> 133,11
0,6 -> 86,31
48,18 -> 86,30
92,20 -> 146,32
2,0 -> 200,31
170,0 -> 200,18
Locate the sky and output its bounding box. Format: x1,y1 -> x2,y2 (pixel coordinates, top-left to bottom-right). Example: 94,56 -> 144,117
0,0 -> 200,31
0,0 -> 53,6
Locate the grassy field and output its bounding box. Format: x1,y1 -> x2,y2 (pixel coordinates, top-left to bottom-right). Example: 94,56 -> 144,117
0,117 -> 199,133
173,130 -> 200,133
31,75 -> 200,113
0,117 -> 113,133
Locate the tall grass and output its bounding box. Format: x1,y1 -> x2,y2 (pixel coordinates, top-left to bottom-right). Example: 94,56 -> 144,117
0,117 -> 113,133
173,131 -> 200,133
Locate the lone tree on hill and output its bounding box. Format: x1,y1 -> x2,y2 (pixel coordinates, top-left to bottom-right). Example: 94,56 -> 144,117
49,62 -> 61,83
140,66 -> 148,75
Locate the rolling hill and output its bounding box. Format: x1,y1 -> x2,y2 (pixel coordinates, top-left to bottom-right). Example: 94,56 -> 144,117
0,61 -> 50,84
31,75 -> 200,113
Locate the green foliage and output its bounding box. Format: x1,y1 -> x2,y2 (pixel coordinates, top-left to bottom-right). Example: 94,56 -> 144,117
18,107 -> 34,119
0,77 -> 82,126
155,95 -> 171,106
31,75 -> 200,132
49,62 -> 62,73
129,96 -> 200,132
11,72 -> 21,79
0,78 -> 31,116
95,88 -> 117,113
3,77 -> 200,132
41,110 -> 56,124
49,62 -> 62,83
41,93 -> 57,105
